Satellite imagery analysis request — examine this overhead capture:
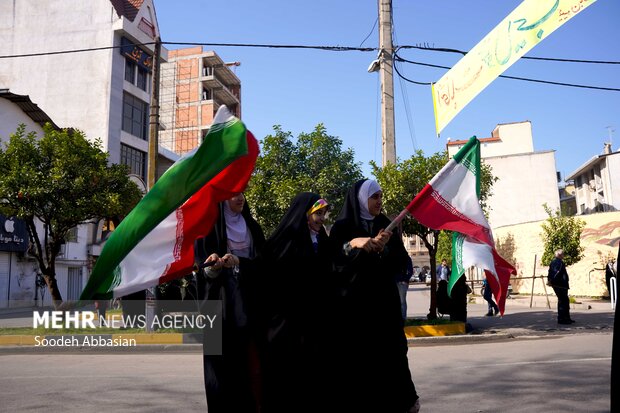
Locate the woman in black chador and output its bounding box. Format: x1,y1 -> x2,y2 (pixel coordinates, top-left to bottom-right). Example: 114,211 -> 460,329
261,192 -> 333,413
330,179 -> 420,413
194,193 -> 265,413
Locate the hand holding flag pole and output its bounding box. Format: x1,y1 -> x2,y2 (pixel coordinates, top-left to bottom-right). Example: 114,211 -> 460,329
385,208 -> 410,233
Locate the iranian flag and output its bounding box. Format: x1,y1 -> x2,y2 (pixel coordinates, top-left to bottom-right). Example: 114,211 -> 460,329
449,233 -> 515,314
405,136 -> 515,314
80,106 -> 258,300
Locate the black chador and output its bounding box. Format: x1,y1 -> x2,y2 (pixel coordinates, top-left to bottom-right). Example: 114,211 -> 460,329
195,199 -> 265,413
329,179 -> 419,412
261,192 -> 333,413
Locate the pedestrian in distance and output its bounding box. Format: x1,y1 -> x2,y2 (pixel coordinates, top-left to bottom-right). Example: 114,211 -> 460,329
395,255 -> 414,320
260,192 -> 334,413
436,258 -> 451,317
330,179 -> 420,413
194,193 -> 266,413
547,249 -> 575,325
482,278 -> 499,316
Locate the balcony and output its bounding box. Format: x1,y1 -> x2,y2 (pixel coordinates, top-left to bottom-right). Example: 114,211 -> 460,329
200,53 -> 241,107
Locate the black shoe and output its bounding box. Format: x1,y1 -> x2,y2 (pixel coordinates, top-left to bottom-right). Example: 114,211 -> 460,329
485,312 -> 494,316
569,319 -> 576,323
493,307 -> 499,316
558,319 -> 572,325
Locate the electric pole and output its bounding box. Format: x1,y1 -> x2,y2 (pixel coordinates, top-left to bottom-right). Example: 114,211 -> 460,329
379,0 -> 396,165
148,37 -> 161,190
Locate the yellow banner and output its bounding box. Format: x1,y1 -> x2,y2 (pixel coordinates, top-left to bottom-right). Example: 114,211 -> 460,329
432,0 -> 597,135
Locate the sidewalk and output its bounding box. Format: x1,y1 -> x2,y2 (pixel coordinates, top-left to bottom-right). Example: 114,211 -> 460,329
405,283 -> 616,344
0,285 -> 616,350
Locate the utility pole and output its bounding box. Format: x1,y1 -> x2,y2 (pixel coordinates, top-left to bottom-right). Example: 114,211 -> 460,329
148,37 -> 161,190
379,0 -> 396,165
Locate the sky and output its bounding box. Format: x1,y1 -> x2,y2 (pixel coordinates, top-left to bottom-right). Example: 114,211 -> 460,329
154,0 -> 619,180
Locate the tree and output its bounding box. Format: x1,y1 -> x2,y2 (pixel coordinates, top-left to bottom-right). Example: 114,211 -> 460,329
372,153 -> 497,319
540,203 -> 585,266
496,232 -> 517,267
245,124 -> 363,235
0,124 -> 143,307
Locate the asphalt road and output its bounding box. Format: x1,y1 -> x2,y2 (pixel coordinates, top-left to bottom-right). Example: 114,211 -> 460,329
0,332 -> 611,412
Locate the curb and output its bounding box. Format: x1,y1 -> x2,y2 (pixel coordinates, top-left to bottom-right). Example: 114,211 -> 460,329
404,323 -> 465,338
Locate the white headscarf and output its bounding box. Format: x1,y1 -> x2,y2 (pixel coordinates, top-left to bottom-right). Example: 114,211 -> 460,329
357,179 -> 381,220
224,201 -> 252,255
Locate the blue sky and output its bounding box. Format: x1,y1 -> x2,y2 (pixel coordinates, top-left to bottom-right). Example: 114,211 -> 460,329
155,0 -> 619,180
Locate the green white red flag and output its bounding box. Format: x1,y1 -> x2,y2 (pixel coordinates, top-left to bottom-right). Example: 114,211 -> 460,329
405,136 -> 515,314
80,106 -> 258,300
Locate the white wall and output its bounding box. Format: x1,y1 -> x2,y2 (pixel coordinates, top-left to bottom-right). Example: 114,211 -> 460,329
605,154 -> 620,210
486,151 -> 561,228
0,99 -> 45,140
0,0 -> 117,150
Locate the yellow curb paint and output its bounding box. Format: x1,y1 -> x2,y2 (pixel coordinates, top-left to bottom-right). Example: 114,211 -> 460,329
404,323 -> 465,338
0,335 -> 38,345
112,334 -> 183,344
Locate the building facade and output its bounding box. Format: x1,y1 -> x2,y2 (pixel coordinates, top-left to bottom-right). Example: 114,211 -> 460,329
0,0 -> 178,187
447,121 -> 561,229
565,143 -> 620,215
0,0 -> 179,306
160,46 -> 242,154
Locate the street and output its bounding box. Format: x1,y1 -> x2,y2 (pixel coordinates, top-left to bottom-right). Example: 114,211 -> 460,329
0,332 -> 611,412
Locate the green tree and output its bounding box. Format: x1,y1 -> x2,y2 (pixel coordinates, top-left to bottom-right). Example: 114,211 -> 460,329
0,124 -> 143,307
372,153 -> 497,319
245,124 -> 362,236
540,203 -> 585,266
496,232 -> 517,267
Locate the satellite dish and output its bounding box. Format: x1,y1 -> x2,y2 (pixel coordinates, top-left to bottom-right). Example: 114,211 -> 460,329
128,174 -> 147,193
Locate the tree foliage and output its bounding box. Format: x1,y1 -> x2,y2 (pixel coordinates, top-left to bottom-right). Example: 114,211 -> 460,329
245,124 -> 363,236
0,124 -> 143,305
496,232 -> 517,267
540,204 -> 585,266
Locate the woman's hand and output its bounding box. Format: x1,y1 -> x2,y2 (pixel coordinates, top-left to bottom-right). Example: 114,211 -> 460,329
349,237 -> 374,253
372,229 -> 392,252
205,253 -> 223,270
221,253 -> 240,268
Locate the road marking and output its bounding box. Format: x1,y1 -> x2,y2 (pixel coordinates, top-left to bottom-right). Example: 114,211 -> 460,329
454,357 -> 611,369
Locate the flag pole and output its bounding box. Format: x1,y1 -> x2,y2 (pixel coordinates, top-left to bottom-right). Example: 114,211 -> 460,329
385,208 -> 409,233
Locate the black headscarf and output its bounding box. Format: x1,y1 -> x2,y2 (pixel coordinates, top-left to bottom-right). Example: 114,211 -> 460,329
264,192 -> 326,262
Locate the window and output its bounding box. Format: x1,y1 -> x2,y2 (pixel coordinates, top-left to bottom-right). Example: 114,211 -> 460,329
125,59 -> 136,83
121,144 -> 146,181
67,267 -> 83,301
202,88 -> 212,101
123,92 -> 149,140
137,67 -> 148,91
65,227 -> 78,243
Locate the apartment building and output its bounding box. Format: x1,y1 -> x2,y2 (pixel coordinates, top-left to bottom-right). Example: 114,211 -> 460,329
566,143 -> 620,215
160,46 -> 242,154
0,0 -> 179,306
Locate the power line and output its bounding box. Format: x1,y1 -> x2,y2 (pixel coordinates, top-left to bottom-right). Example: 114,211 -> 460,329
0,43 -> 155,59
3,41 -> 619,64
359,17 -> 379,48
0,42 -> 376,59
398,45 -> 620,65
393,53 -> 620,92
2,40 -> 618,91
163,41 -> 376,52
